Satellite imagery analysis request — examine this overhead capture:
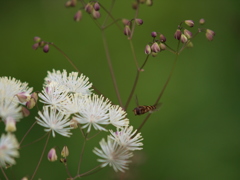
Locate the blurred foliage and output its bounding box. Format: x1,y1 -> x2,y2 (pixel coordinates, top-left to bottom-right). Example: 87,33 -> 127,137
0,0 -> 240,179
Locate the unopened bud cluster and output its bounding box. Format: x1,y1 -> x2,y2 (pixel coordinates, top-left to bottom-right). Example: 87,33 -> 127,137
32,37 -> 50,53
145,32 -> 166,57
132,0 -> 153,9
122,18 -> 143,37
47,146 -> 69,164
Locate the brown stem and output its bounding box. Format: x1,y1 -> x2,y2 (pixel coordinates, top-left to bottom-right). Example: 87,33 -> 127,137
30,133 -> 50,180
0,166 -> 9,180
19,121 -> 37,147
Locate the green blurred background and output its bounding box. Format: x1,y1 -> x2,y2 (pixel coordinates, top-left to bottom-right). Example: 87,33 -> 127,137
1,0 -> 240,179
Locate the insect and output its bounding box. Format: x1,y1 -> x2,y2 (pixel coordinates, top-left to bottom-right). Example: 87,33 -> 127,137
133,95 -> 162,115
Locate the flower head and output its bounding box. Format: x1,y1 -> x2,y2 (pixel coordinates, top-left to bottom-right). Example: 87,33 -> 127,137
110,126 -> 143,151
44,69 -> 92,95
74,94 -> 111,133
93,136 -> 133,172
0,133 -> 19,167
36,106 -> 73,137
109,105 -> 129,128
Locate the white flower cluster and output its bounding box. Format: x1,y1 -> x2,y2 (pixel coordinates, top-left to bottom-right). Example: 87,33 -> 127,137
36,69 -> 143,172
0,76 -> 32,166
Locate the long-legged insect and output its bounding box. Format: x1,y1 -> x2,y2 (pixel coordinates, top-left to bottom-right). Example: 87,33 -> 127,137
133,96 -> 162,116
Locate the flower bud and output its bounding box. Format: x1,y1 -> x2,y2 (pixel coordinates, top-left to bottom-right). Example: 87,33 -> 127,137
70,117 -> 78,129
26,98 -> 36,109
159,43 -> 166,50
5,117 -> 16,132
151,31 -> 157,38
184,20 -> 194,27
22,106 -> 30,117
135,19 -> 143,26
43,44 -> 49,53
16,92 -> 31,103
48,148 -> 57,162
151,52 -> 158,57
85,3 -> 93,14
65,1 -> 72,7
183,29 -> 192,38
92,10 -> 101,19
31,92 -> 38,103
21,177 -> 28,180
122,19 -> 130,25
174,29 -> 181,40
159,34 -> 166,42
74,10 -> 82,22
144,44 -> 151,54
180,34 -> 188,43
39,41 -> 45,47
124,26 -> 131,36
186,41 -> 194,48
132,2 -> 138,10
199,18 -> 205,25
205,29 -> 215,41
32,43 -> 39,50
93,2 -> 100,11
33,36 -> 41,43
146,0 -> 153,6
151,42 -> 160,53
61,146 -> 69,157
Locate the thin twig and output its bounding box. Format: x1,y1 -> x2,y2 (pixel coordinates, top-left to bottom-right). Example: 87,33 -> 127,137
19,121 -> 37,147
0,166 -> 9,180
77,134 -> 88,175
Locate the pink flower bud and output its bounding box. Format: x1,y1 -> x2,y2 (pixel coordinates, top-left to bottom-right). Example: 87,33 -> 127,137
180,34 -> 188,43
48,148 -> 57,162
151,31 -> 157,38
184,20 -> 194,27
174,29 -> 182,40
85,3 -> 93,14
159,43 -> 166,50
199,18 -> 205,25
159,34 -> 166,42
124,26 -> 131,36
135,19 -> 143,26
93,2 -> 100,11
146,0 -> 153,6
151,42 -> 160,53
132,2 -> 138,10
33,36 -> 41,43
43,44 -> 49,53
205,29 -> 215,41
145,44 -> 151,54
31,92 -> 38,103
184,29 -> 192,38
32,43 -> 39,50
122,19 -> 130,25
186,41 -> 194,48
16,92 -> 31,103
92,10 -> 101,19
22,106 -> 30,117
74,10 -> 82,22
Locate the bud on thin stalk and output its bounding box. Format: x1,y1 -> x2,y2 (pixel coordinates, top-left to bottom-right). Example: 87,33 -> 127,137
184,20 -> 194,27
48,148 -> 58,162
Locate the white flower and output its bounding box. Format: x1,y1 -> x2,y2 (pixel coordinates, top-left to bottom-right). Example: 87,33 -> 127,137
0,98 -> 22,122
93,136 -> 133,172
109,105 -> 129,128
45,69 -> 92,95
74,94 -> 111,133
0,76 -> 33,105
109,126 -> 143,151
0,133 -> 19,167
36,106 -> 73,137
61,93 -> 85,115
38,82 -> 69,112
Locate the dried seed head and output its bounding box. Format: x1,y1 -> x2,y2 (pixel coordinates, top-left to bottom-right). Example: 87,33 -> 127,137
185,20 -> 194,27
74,10 -> 82,22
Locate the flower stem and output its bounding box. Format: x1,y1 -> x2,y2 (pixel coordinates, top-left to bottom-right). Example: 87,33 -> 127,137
101,30 -> 123,107
30,133 -> 50,180
77,134 -> 88,175
74,164 -> 103,179
20,133 -> 48,149
19,121 -> 37,147
0,166 -> 9,180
